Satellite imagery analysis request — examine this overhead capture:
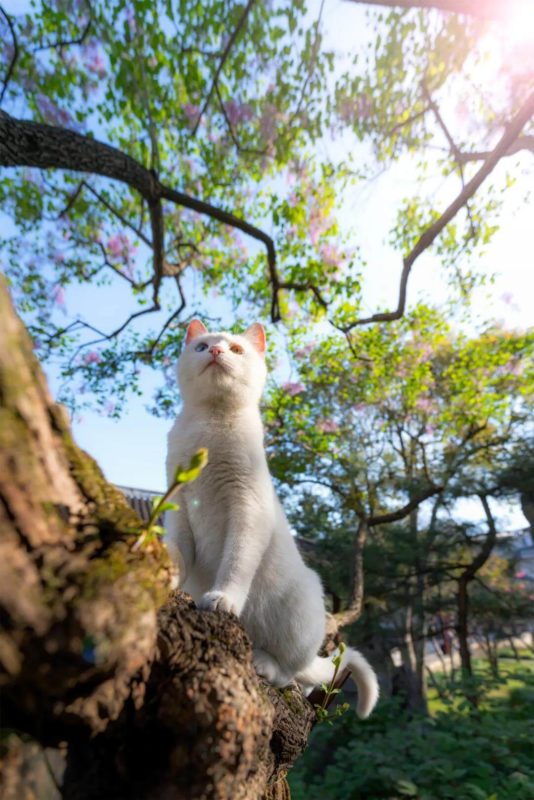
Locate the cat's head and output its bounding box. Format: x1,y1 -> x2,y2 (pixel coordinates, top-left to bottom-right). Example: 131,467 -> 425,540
177,319 -> 267,408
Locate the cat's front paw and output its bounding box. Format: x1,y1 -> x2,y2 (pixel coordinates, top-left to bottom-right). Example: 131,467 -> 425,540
198,590 -> 239,615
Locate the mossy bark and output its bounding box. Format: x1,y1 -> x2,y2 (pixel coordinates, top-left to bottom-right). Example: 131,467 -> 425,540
0,277 -> 314,799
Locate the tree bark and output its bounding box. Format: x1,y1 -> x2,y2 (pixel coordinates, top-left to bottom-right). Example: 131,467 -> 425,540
0,276 -> 314,799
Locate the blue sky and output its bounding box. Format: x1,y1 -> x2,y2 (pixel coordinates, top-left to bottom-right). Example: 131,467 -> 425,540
2,0 -> 532,530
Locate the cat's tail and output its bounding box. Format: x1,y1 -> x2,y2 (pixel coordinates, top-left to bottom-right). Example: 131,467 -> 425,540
295,647 -> 379,719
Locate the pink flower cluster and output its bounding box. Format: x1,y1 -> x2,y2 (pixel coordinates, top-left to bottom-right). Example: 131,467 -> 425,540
282,381 -> 305,396
106,232 -> 137,278
223,99 -> 253,127
83,41 -> 106,78
337,93 -> 373,124
83,351 -> 100,365
36,94 -> 74,128
294,342 -> 315,359
317,418 -> 339,434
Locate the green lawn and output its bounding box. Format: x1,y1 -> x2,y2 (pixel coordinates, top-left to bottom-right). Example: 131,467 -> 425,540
289,653 -> 534,800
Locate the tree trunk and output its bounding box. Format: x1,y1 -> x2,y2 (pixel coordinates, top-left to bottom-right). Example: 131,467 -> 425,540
333,517 -> 368,628
0,277 -> 314,799
457,575 -> 473,676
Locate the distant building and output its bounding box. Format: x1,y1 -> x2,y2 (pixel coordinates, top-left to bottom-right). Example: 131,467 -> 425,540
117,485 -> 162,524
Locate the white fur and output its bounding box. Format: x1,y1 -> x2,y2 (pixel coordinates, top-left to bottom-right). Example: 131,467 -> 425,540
166,323 -> 379,718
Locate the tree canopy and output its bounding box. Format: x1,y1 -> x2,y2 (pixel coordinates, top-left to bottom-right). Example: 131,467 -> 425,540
1,0 -> 532,414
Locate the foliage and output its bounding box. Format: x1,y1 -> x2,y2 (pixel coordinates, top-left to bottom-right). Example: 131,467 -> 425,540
132,447 -> 208,549
0,1 -> 532,414
290,657 -> 534,800
314,642 -> 351,724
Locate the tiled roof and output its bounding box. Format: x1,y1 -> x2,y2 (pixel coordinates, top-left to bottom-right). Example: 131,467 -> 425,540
116,485 -> 162,524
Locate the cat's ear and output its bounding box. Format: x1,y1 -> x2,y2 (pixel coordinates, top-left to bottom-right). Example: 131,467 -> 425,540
243,323 -> 266,356
185,319 -> 208,344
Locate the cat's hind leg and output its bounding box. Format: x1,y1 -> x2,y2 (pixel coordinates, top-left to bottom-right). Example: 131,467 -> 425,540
253,648 -> 294,687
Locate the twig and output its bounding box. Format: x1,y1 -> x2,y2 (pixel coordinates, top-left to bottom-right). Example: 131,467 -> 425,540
0,5 -> 18,105
30,0 -> 92,53
83,181 -> 152,247
340,90 -> 534,331
192,0 -> 256,135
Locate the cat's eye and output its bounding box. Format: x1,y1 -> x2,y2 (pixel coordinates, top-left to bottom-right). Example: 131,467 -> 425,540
195,342 -> 208,352
230,344 -> 243,354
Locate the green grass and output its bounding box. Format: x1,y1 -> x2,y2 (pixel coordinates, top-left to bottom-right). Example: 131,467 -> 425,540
427,651 -> 534,715
289,653 -> 534,800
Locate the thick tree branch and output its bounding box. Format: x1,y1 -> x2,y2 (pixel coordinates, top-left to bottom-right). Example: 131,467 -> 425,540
0,110 -> 286,320
457,135 -> 534,163
340,90 -> 534,331
0,275 -> 315,799
346,0 -> 514,19
368,483 -> 443,526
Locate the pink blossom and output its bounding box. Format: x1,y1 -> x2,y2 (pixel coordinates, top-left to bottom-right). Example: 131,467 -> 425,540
183,103 -> 200,124
294,342 -> 315,359
415,396 -> 435,413
515,570 -> 526,579
259,103 -> 277,144
501,291 -> 514,306
107,234 -> 123,258
319,242 -> 339,267
352,403 -> 366,413
337,93 -> 373,123
83,351 -> 100,365
106,233 -> 137,276
317,419 -> 339,434
282,381 -> 305,396
52,285 -> 66,307
223,99 -> 253,127
125,5 -> 136,33
84,42 -> 106,78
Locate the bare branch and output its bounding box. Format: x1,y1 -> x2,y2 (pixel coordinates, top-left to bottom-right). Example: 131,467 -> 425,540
0,110 -> 282,318
82,181 -> 152,246
368,483 -> 443,526
340,90 -> 534,331
0,5 -> 18,105
387,105 -> 430,137
345,0 -> 512,19
286,0 -> 326,129
146,276 -> 187,355
30,0 -> 92,53
457,135 -> 534,163
192,0 -> 256,135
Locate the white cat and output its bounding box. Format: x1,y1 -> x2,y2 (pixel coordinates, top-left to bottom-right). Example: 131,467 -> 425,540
166,319 -> 379,718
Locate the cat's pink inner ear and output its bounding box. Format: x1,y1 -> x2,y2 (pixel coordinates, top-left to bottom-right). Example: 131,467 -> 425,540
185,319 -> 208,344
244,323 -> 266,355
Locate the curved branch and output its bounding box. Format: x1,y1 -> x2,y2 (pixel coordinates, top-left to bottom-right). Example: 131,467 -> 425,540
192,0 -> 256,136
30,0 -> 92,53
368,483 -> 443,526
340,90 -> 534,331
0,110 -> 282,319
0,5 -> 18,105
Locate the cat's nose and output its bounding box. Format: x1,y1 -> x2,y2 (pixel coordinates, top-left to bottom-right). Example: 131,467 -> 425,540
209,345 -> 223,357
